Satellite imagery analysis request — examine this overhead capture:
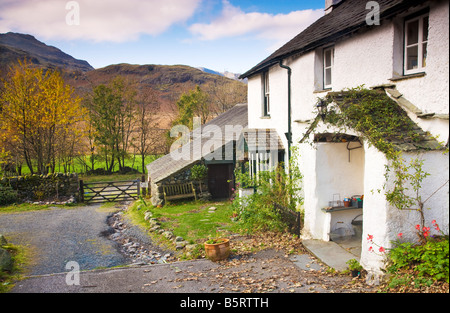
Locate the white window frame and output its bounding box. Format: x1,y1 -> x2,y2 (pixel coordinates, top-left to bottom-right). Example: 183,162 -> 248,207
323,46 -> 334,89
262,71 -> 270,116
404,13 -> 429,75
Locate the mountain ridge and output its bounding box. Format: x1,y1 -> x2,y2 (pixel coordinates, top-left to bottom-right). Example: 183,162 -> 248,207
0,32 -> 248,128
0,32 -> 94,72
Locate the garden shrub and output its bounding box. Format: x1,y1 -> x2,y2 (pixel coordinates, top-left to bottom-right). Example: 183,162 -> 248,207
386,237 -> 449,283
232,147 -> 303,234
0,186 -> 18,206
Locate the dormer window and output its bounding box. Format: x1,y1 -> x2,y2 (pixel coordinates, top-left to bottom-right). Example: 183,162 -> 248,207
323,46 -> 334,89
404,13 -> 429,75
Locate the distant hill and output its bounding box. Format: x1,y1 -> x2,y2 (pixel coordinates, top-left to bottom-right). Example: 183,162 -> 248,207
0,32 -> 94,73
0,32 -> 247,130
197,67 -> 247,83
68,63 -> 247,116
0,32 -> 248,156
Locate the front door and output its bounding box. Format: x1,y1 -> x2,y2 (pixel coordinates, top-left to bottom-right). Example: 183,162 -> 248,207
207,163 -> 233,199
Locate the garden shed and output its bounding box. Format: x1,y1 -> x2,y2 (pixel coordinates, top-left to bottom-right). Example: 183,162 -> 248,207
147,103 -> 248,205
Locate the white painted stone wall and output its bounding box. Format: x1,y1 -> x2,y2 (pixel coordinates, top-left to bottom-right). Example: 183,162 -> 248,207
361,148 -> 449,274
245,1 -> 449,273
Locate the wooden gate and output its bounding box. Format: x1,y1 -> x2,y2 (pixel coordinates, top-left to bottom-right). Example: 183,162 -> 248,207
79,180 -> 140,204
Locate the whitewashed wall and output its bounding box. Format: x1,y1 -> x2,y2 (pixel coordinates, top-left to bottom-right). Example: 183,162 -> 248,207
245,0 -> 449,274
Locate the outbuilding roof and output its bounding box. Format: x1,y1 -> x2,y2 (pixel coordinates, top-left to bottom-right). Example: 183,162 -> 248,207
147,103 -> 248,183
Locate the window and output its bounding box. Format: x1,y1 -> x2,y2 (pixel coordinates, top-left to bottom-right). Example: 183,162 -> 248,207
323,47 -> 334,89
404,13 -> 428,75
262,71 -> 270,116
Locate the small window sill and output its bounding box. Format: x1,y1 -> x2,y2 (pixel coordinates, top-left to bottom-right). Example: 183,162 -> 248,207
389,72 -> 426,82
260,116 -> 271,119
313,88 -> 332,94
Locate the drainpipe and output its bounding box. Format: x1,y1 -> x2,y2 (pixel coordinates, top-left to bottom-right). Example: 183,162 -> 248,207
279,60 -> 292,163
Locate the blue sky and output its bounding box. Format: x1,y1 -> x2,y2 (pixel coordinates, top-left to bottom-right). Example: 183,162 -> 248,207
0,0 -> 324,73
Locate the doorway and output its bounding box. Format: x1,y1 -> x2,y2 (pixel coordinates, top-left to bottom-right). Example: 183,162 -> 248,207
207,163 -> 233,199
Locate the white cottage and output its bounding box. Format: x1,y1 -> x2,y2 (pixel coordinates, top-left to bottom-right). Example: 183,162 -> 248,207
239,0 -> 449,275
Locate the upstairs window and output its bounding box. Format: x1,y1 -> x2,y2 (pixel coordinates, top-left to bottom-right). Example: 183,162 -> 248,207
323,46 -> 334,89
262,71 -> 270,116
404,13 -> 429,75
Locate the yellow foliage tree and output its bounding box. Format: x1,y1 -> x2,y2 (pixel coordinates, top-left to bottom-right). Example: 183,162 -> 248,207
0,60 -> 87,175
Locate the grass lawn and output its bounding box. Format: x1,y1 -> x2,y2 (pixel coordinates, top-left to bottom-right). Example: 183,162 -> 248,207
0,202 -> 82,214
11,154 -> 161,178
127,199 -> 238,246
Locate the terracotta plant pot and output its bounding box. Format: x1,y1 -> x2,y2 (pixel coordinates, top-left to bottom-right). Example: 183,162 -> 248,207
204,238 -> 230,262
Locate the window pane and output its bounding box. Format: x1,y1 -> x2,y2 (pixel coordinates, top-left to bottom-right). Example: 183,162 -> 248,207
422,42 -> 427,67
324,49 -> 332,67
406,46 -> 418,70
423,16 -> 429,41
407,20 -> 419,45
325,68 -> 332,86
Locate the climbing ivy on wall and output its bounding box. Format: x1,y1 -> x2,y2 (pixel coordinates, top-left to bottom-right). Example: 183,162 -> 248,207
322,86 -> 424,159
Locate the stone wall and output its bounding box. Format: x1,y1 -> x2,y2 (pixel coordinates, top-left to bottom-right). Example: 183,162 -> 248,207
150,162 -> 209,206
0,173 -> 79,203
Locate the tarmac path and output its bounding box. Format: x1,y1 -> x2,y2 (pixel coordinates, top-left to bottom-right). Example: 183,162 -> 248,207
0,204 -> 374,294
0,203 -> 128,276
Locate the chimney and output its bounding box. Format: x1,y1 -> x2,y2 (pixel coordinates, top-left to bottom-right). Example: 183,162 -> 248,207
325,0 -> 343,14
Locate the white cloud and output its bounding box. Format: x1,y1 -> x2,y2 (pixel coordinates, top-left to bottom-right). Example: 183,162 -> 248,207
0,0 -> 201,42
189,0 -> 323,48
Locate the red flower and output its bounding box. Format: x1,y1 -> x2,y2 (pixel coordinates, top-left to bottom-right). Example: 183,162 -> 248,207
369,246 -> 373,252
415,224 -> 421,230
435,225 -> 440,231
367,234 -> 373,241
432,220 -> 436,224
397,233 -> 403,238
379,247 -> 385,253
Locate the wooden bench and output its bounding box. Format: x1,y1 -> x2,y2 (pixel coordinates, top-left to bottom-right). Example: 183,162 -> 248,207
163,182 -> 197,203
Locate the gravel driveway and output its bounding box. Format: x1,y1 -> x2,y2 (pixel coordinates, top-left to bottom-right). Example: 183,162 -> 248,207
1,203 -> 375,294
0,204 -> 128,276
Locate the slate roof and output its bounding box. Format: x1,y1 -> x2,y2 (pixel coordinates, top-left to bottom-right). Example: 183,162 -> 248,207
325,89 -> 443,152
147,103 -> 248,184
241,128 -> 285,152
240,0 -> 428,78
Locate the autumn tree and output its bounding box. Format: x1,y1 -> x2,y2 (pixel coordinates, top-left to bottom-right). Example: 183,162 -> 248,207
205,80 -> 247,114
132,87 -> 161,174
0,60 -> 86,175
167,85 -> 212,149
84,76 -> 137,173
173,85 -> 211,128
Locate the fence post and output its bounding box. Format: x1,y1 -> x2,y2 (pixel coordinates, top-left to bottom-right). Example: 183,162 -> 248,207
79,179 -> 84,203
141,175 -> 146,197
137,179 -> 141,197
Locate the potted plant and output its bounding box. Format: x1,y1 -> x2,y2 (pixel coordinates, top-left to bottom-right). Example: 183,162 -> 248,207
346,259 -> 363,278
204,238 -> 230,262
